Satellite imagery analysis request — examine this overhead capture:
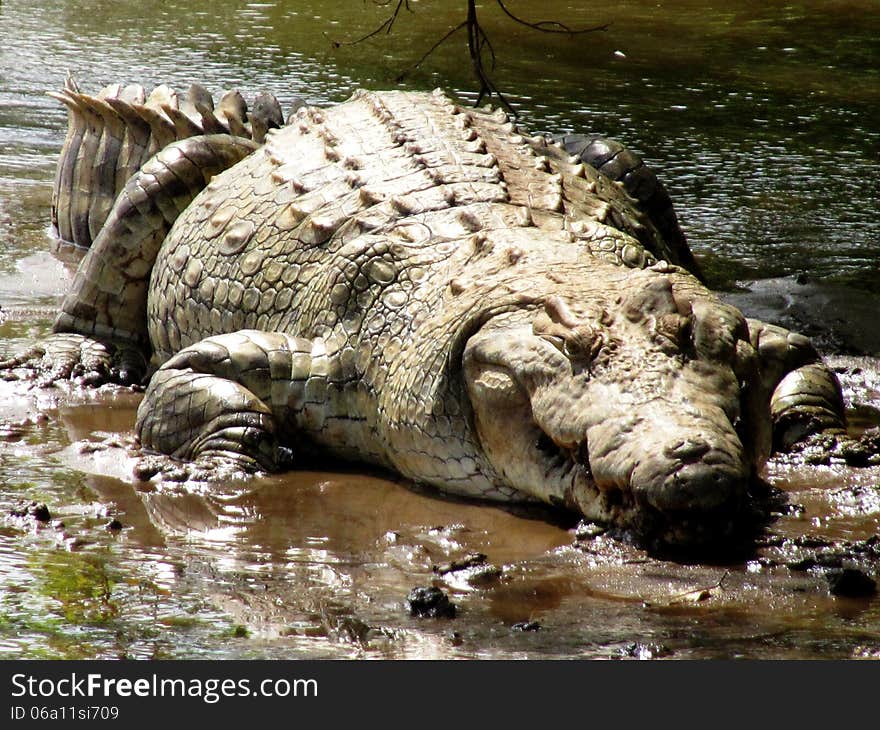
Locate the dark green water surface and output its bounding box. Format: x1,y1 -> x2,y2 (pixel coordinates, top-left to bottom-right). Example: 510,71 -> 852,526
0,0 -> 878,659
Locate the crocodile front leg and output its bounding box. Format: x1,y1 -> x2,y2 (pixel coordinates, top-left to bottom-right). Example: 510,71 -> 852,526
748,319 -> 846,451
136,330 -> 343,473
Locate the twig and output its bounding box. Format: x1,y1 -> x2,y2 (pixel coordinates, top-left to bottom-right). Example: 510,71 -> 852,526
395,21 -> 468,82
496,0 -> 611,35
331,0 -> 413,48
643,570 -> 731,608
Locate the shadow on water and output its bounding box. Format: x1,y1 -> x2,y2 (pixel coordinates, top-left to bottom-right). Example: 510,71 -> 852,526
0,0 -> 879,659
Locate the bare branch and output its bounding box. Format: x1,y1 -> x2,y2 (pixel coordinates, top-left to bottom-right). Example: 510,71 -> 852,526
334,0 -> 608,116
495,0 -> 611,35
396,21 -> 468,82
331,0 -> 413,48
466,0 -> 516,115
642,571 -> 731,608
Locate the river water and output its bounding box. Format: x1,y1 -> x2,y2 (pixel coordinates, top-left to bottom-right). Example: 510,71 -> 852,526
0,0 -> 878,659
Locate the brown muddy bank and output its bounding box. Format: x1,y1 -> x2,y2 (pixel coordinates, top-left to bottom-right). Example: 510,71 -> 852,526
1,352 -> 879,659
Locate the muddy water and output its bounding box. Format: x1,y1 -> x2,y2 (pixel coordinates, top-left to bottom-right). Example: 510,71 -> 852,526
1,0 -> 879,659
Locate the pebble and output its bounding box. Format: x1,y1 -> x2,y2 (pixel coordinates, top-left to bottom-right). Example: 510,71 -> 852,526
512,621 -> 541,632
825,568 -> 877,598
407,586 -> 457,619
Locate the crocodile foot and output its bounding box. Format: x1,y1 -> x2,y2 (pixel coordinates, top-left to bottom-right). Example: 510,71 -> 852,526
0,333 -> 146,387
132,447 -> 294,485
777,427 -> 880,467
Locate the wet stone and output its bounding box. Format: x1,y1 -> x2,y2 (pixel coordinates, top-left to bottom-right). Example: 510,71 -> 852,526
788,429 -> 880,467
787,552 -> 844,572
132,460 -> 162,481
407,586 -> 456,619
853,646 -> 880,659
463,565 -> 503,586
778,503 -> 807,518
574,521 -> 607,541
512,621 -> 541,632
30,502 -> 51,522
622,642 -> 673,660
433,552 -> 487,575
825,568 -> 877,598
850,535 -> 880,557
9,501 -> 52,523
839,429 -> 880,466
0,413 -> 49,440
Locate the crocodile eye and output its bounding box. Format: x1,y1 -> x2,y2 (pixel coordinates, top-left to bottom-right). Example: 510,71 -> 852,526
532,298 -> 603,371
563,324 -> 603,364
654,313 -> 693,354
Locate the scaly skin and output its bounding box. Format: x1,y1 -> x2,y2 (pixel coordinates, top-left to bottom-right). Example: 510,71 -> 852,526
54,135 -> 259,352
4,85 -> 854,549
48,75 -> 83,243
48,78 -> 285,248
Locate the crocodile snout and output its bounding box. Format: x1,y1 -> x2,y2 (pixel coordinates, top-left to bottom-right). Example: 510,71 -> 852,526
663,438 -> 712,462
647,438 -> 749,514
585,397 -> 750,518
630,454 -> 749,515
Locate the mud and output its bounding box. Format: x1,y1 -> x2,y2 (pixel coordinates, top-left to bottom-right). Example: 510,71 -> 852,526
1,359 -> 879,659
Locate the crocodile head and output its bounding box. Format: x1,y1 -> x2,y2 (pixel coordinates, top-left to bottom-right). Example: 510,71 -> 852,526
463,270 -> 765,549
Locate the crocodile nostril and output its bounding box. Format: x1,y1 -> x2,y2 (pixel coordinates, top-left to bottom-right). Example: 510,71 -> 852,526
664,439 -> 711,463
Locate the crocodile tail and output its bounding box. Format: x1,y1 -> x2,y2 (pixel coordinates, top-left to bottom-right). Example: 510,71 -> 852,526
48,77 -> 288,248
53,134 -> 259,350
552,133 -> 704,281
47,74 -> 83,244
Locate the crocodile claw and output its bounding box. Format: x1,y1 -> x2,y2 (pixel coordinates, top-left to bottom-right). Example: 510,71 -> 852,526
0,333 -> 145,387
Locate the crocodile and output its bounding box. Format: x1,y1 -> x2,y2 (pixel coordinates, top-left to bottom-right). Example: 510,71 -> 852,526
1,81 -> 853,549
